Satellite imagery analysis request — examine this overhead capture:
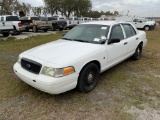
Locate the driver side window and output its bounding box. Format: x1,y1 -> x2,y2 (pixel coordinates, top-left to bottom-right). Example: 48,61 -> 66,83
110,25 -> 124,40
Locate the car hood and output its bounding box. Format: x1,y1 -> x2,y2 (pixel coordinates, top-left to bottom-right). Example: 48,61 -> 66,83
22,39 -> 102,66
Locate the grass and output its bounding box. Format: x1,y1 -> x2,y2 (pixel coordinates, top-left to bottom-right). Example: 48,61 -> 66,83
0,28 -> 160,120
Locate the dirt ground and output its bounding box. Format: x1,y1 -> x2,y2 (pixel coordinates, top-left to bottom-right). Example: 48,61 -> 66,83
0,27 -> 160,120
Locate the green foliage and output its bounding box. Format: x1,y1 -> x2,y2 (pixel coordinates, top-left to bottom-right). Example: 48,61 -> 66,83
44,0 -> 92,17
2,0 -> 31,15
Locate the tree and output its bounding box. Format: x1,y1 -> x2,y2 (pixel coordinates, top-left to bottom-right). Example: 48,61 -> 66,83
44,0 -> 60,16
44,0 -> 92,17
2,0 -> 31,15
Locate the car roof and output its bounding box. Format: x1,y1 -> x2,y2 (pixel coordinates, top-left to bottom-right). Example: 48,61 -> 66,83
0,15 -> 18,17
81,21 -> 127,26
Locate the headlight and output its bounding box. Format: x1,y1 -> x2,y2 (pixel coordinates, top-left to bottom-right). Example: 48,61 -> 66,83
41,66 -> 75,77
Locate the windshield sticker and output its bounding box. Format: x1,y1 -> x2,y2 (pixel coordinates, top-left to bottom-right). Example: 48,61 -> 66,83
101,27 -> 107,29
94,38 -> 101,42
101,36 -> 107,40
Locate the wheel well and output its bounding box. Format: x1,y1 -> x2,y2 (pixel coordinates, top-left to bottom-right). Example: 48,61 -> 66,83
144,25 -> 150,29
139,42 -> 143,48
13,25 -> 16,30
80,60 -> 101,73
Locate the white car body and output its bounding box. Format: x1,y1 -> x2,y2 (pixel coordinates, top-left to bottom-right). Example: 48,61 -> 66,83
13,21 -> 147,94
0,16 -> 14,37
115,16 -> 156,30
0,15 -> 23,33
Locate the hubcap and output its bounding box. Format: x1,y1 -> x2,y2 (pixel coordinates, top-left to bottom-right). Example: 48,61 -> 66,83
87,73 -> 93,83
137,48 -> 140,55
145,27 -> 149,30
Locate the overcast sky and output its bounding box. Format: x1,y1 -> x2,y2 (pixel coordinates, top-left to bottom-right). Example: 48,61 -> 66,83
19,0 -> 160,17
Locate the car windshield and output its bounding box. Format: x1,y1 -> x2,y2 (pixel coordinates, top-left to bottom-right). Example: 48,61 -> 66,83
63,24 -> 109,44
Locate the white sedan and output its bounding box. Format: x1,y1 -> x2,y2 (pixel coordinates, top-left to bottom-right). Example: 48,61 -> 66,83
13,21 -> 147,94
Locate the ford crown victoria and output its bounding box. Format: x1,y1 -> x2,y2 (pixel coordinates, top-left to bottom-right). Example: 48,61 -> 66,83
13,21 -> 147,94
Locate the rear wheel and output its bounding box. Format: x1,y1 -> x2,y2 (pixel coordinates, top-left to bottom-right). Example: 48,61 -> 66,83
44,29 -> 48,32
59,28 -> 63,31
51,25 -> 55,31
2,32 -> 9,37
25,28 -> 30,32
77,63 -> 99,93
132,44 -> 142,60
33,26 -> 38,32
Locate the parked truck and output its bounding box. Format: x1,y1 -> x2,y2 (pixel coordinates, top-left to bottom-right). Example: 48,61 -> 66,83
0,15 -> 23,35
115,16 -> 156,30
40,17 -> 67,31
19,16 -> 50,32
0,16 -> 15,37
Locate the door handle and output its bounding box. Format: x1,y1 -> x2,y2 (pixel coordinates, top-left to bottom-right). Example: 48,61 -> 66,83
136,38 -> 139,40
135,23 -> 137,24
124,42 -> 128,45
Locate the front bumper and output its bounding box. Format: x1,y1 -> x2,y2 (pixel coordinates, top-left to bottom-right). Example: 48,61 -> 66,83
150,24 -> 156,29
13,62 -> 78,94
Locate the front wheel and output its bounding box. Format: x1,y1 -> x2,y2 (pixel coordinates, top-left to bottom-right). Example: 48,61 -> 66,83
144,26 -> 150,31
77,63 -> 99,93
132,44 -> 142,60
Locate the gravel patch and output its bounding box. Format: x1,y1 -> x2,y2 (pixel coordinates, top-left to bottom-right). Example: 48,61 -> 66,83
124,105 -> 160,120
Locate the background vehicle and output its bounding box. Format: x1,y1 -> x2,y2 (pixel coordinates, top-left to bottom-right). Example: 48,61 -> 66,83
0,15 -> 22,35
20,16 -> 50,32
66,17 -> 79,29
51,17 -> 67,31
0,16 -> 14,37
19,17 -> 34,32
115,16 -> 156,30
40,17 -> 67,31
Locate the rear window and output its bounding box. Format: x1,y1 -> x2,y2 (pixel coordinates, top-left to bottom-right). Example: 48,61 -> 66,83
48,17 -> 54,21
19,17 -> 28,20
40,17 -> 46,21
31,17 -> 40,21
53,17 -> 58,20
122,24 -> 136,38
59,17 -> 64,20
6,16 -> 19,21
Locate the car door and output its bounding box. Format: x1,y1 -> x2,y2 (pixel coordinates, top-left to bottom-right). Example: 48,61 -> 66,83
106,24 -> 128,66
121,24 -> 139,55
133,19 -> 144,28
5,16 -> 14,30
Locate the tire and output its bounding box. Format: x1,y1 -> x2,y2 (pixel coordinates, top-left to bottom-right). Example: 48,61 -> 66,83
132,44 -> 142,60
44,29 -> 48,32
51,26 -> 55,31
59,28 -> 63,31
144,26 -> 150,31
26,28 -> 30,32
33,26 -> 38,33
77,63 -> 100,93
2,32 -> 9,37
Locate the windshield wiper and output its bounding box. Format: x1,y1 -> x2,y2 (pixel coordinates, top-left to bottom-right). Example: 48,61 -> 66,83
74,39 -> 89,43
62,38 -> 73,41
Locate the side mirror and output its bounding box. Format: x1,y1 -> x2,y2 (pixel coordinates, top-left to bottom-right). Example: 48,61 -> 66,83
108,38 -> 120,44
140,21 -> 142,23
